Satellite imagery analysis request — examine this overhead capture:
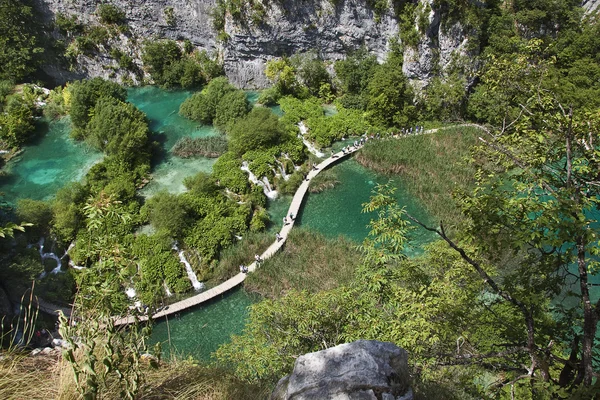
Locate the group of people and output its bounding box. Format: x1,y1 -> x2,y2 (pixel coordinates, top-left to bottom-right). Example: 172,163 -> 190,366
240,254 -> 263,274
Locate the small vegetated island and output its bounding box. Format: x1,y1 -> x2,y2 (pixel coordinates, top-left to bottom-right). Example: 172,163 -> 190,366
1,0 -> 600,399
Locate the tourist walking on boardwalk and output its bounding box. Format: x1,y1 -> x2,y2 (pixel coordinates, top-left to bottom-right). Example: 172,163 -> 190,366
240,264 -> 248,273
289,212 -> 294,220
276,232 -> 282,242
283,216 -> 288,225
255,254 -> 262,263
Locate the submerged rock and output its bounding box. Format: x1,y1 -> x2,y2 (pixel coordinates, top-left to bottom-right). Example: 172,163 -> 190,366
272,340 -> 412,400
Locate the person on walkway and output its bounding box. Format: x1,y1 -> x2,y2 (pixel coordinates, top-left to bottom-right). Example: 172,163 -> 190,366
331,150 -> 336,158
255,254 -> 262,263
276,232 -> 282,242
289,212 -> 294,220
283,216 -> 288,225
240,264 -> 246,273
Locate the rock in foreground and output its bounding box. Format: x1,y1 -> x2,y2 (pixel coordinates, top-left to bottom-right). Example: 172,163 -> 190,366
271,340 -> 413,400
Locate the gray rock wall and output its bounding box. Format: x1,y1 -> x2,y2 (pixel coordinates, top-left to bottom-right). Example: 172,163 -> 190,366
34,0 -> 472,88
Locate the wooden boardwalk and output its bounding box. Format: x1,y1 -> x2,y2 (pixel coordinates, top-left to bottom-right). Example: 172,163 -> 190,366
114,124 -> 483,325
114,144 -> 363,325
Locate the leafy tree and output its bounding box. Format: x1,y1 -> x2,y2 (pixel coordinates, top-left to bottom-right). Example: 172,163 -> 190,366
0,92 -> 36,147
0,0 -> 43,81
85,96 -> 150,159
228,108 -> 285,155
179,76 -> 237,123
183,171 -> 219,196
265,58 -> 302,97
290,52 -> 331,97
51,182 -> 87,243
69,78 -> 127,135
408,42 -> 600,392
334,48 -> 378,96
144,191 -> 189,238
142,40 -> 183,86
366,57 -> 415,128
422,73 -> 467,121
214,90 -> 250,132
59,194 -> 151,399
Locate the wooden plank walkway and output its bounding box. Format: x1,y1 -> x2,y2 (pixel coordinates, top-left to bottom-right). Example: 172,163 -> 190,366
114,144 -> 362,326
114,124 -> 482,325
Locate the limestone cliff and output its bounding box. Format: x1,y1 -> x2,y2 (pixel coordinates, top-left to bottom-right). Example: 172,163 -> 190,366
34,0 -> 595,89
33,0 -> 478,89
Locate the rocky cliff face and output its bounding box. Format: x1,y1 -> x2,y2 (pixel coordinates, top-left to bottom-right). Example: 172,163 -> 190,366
34,0 -> 476,89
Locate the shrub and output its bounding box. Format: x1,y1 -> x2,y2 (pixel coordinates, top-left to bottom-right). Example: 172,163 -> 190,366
97,4 -> 126,25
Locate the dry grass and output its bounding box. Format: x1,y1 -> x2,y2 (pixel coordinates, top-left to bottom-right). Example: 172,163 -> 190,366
0,351 -> 62,399
0,351 -> 270,400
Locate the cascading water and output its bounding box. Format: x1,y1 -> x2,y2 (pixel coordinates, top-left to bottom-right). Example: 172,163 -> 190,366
298,122 -> 325,158
240,161 -> 278,199
164,281 -> 173,297
173,244 -> 204,291
275,158 -> 289,180
37,238 -> 63,278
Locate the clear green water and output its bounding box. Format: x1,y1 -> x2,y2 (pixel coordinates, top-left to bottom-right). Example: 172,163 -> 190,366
126,87 -> 219,197
297,158 -> 434,254
150,287 -> 256,361
0,118 -> 102,206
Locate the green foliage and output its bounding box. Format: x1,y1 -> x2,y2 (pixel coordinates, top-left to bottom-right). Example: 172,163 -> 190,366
85,96 -> 149,157
279,96 -> 368,146
290,52 -> 331,97
55,13 -> 84,35
334,48 -> 378,98
183,171 -> 220,196
142,40 -> 222,89
69,78 -> 127,135
164,6 -> 176,26
179,76 -> 239,124
51,182 -> 87,243
245,229 -> 360,299
212,152 -> 249,193
366,56 -> 415,128
97,3 -> 126,25
0,90 -> 37,148
214,90 -> 250,132
131,234 -> 190,304
16,199 -> 52,239
0,0 -> 43,81
171,136 -> 228,158
144,191 -> 189,238
228,108 -> 286,156
43,86 -> 68,120
422,73 -> 467,121
398,3 -> 420,48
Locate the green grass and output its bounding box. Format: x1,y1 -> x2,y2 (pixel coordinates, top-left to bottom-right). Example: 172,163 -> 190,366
244,228 -> 361,299
308,168 -> 340,193
208,231 -> 273,286
356,125 -> 481,231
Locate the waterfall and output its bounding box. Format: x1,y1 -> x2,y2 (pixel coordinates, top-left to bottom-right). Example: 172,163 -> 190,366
298,122 -> 325,158
275,159 -> 289,180
38,238 -> 63,278
241,161 -> 278,199
163,281 -> 173,297
172,244 -> 204,291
